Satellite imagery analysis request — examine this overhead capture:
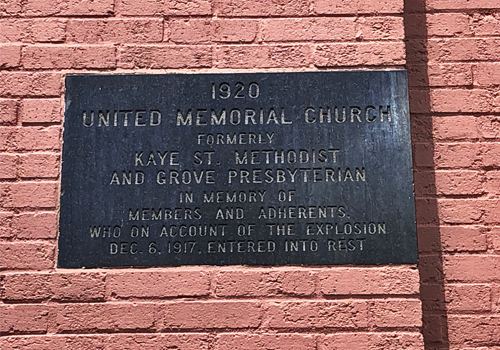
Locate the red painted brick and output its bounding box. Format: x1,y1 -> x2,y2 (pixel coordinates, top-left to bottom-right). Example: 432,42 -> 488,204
106,334 -> 210,350
319,266 -> 419,295
415,198 -> 439,226
422,314 -> 448,344
443,255 -> 500,282
161,301 -> 262,329
0,212 -> 14,238
266,301 -> 369,329
0,335 -> 106,349
417,227 -> 441,253
314,42 -> 405,67
215,269 -> 316,297
25,0 -> 114,16
408,88 -> 430,114
408,63 -> 473,87
107,270 -> 210,298
213,19 -> 258,43
0,44 -> 21,68
430,88 -> 496,113
420,282 -> 445,312
445,284 -> 491,312
410,116 -> 432,143
0,0 -> 21,15
418,254 -> 444,283
66,19 -> 163,43
22,45 -> 116,69
20,99 -> 61,124
51,272 -> 106,301
0,153 -> 17,179
0,72 -> 61,97
0,19 -> 30,42
315,0 -> 403,14
0,126 -> 61,152
56,303 -> 156,332
169,18 -> 212,44
440,226 -> 488,252
433,143 -> 481,169
119,45 -> 211,69
473,13 -> 500,36
413,143 -> 434,168
482,142 -> 500,167
485,171 -> 500,197
484,200 -> 500,224
215,333 -> 316,350
0,242 -> 55,270
371,299 -> 422,328
432,116 -> 479,140
261,17 -> 403,42
428,38 -> 500,62
319,332 -> 424,350
0,182 -> 59,209
19,153 -> 60,179
215,44 -> 311,68
0,304 -> 52,334
438,199 -> 484,224
434,170 -> 484,195
1,273 -> 51,301
31,19 -> 66,42
492,227 -> 500,252
214,0 -> 310,17
0,99 -> 19,125
474,62 -> 500,86
448,315 -> 500,346
13,212 -> 58,239
479,116 -> 500,139
406,39 -> 427,64
427,0 -> 500,10
117,0 -> 211,16
428,13 -> 472,37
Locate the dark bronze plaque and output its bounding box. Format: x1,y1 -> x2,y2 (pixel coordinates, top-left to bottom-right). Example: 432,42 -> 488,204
59,71 -> 417,268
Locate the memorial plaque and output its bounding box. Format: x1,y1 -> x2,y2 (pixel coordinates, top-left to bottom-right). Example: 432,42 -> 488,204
58,71 -> 417,268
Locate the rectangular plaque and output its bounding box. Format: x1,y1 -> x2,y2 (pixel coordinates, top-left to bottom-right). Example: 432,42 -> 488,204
59,71 -> 417,268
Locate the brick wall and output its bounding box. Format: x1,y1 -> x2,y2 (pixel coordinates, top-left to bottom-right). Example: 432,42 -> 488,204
2,0 -> 497,349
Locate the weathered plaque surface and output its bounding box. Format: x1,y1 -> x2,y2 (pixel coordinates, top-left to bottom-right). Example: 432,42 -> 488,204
59,71 -> 417,268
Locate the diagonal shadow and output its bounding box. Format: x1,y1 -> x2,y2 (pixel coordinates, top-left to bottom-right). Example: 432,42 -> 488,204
403,0 -> 450,349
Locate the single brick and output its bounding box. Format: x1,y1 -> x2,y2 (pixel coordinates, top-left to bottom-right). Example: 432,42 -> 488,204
319,332 -> 424,350
0,153 -> 17,179
0,335 -> 106,349
370,299 -> 422,328
438,199 -> 484,224
415,198 -> 440,226
430,88 -> 496,113
440,226 -> 488,252
9,126 -> 61,151
0,44 -> 21,68
445,284 -> 491,312
478,116 -> 500,139
117,0 -> 211,16
119,45 -> 212,69
409,64 -> 473,87
432,116 -> 479,140
426,13 -> 472,37
418,254 -> 444,283
0,212 -> 14,238
169,19 -> 212,44
413,142 -> 434,167
484,200 -> 500,224
25,0 -> 114,16
212,19 -> 258,43
107,334 -> 210,350
19,153 -> 60,178
420,282 -> 445,311
13,211 -> 58,239
443,255 -> 500,282
214,0 -> 310,17
474,62 -> 500,86
0,99 -> 18,125
314,42 -> 405,67
1,272 -> 52,301
492,283 -> 500,313
20,98 -> 61,124
486,171 -> 500,197
448,315 -> 500,346
215,333 -> 316,350
406,39 -> 428,64
0,0 -> 22,15
215,45 -> 311,68
434,170 -> 484,195
0,181 -> 59,209
51,272 -> 106,301
22,45 -> 116,69
314,0 -> 403,14
472,13 -> 500,36
433,143 -> 481,169
427,0 -> 500,10
107,270 -> 210,298
0,304 -> 52,334
0,72 -> 61,97
422,314 -> 448,344
56,303 -> 156,332
417,227 -> 441,253
482,142 -> 500,167
32,19 -> 66,42
428,38 -> 500,62
0,242 -> 55,270
66,19 -> 163,43
319,266 -> 419,295
266,301 -> 369,329
215,269 -> 316,297
160,301 -> 262,330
